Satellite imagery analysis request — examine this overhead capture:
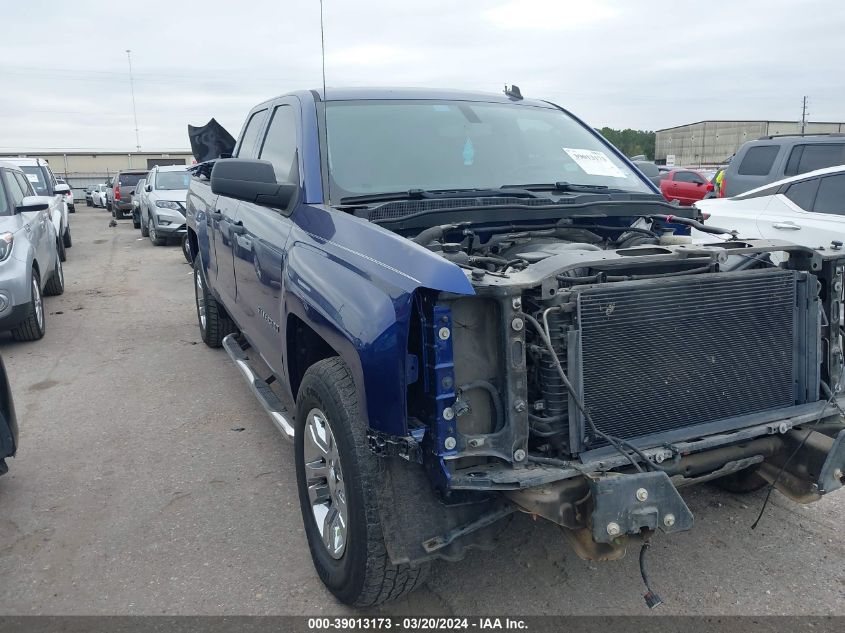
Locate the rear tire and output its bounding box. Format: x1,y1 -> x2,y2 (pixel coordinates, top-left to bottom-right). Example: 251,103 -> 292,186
712,464 -> 769,494
194,255 -> 237,348
44,258 -> 64,296
295,357 -> 429,606
57,237 -> 66,263
11,271 -> 45,342
63,226 -> 72,248
68,205 -> 75,214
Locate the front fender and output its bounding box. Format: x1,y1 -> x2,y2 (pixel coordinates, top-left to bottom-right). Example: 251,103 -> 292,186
286,205 -> 473,436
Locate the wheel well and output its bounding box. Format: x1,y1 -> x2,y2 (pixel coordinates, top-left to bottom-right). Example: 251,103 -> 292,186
187,228 -> 198,261
287,314 -> 337,400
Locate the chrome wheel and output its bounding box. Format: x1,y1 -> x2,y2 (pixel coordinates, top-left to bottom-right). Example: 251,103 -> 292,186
32,276 -> 43,331
194,266 -> 207,332
148,223 -> 156,243
303,408 -> 348,559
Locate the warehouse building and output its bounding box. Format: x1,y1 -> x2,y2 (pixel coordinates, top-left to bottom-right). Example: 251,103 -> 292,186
0,150 -> 194,202
654,120 -> 845,167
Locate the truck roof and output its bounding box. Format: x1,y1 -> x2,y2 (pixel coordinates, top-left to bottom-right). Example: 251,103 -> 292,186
255,87 -> 558,110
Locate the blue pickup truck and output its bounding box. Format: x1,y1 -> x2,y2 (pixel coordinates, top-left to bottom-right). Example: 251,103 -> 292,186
186,87 -> 845,607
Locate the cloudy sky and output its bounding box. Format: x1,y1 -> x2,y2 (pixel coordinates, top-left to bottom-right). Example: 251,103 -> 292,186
1,0 -> 843,151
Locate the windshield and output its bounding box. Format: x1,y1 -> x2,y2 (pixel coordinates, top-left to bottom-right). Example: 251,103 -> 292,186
21,166 -> 49,195
154,171 -> 189,190
325,99 -> 651,201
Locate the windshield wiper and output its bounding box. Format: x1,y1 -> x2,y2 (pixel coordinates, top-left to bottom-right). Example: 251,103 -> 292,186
339,187 -> 542,205
501,181 -> 635,194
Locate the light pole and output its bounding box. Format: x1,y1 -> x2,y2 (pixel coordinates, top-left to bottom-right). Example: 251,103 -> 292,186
126,49 -> 140,152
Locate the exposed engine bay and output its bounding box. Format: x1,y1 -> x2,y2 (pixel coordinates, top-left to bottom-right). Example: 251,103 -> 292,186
378,205 -> 845,573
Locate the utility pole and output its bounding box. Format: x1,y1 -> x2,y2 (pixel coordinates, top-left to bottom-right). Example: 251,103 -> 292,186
801,96 -> 809,135
126,49 -> 141,152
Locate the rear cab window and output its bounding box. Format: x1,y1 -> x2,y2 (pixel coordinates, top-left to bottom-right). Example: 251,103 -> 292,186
118,173 -> 146,187
737,145 -> 779,176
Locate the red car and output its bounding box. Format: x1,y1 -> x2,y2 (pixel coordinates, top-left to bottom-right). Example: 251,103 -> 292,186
659,169 -> 714,205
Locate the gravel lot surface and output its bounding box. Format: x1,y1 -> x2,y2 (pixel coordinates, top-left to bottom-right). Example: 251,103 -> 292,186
0,207 -> 843,615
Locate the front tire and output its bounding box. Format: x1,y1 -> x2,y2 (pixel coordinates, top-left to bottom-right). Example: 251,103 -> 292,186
193,255 -> 237,347
149,220 -> 166,246
11,271 -> 45,342
140,213 -> 150,237
63,226 -> 72,248
295,358 -> 428,606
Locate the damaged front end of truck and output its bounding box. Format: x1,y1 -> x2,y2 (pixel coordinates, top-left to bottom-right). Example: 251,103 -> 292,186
369,201 -> 845,603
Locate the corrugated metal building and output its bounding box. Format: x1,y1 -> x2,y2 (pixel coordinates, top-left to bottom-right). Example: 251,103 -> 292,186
654,121 -> 845,167
0,150 -> 194,201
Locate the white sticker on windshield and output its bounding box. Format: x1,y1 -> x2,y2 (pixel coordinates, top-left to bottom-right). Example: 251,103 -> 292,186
25,173 -> 39,183
563,148 -> 626,178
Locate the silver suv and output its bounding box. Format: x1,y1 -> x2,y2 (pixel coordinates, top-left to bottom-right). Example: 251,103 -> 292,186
138,165 -> 189,246
0,161 -> 65,341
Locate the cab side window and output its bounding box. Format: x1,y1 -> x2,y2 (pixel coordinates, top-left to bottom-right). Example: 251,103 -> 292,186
13,172 -> 34,197
812,174 -> 845,215
258,105 -> 299,183
235,109 -> 269,159
7,171 -> 29,206
0,171 -> 9,215
784,178 -> 819,211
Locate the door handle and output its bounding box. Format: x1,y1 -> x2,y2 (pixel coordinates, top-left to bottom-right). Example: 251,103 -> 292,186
210,211 -> 223,220
772,222 -> 801,230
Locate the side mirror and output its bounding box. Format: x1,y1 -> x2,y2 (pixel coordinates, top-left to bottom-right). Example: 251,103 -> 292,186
145,184 -> 152,192
17,196 -> 50,213
54,183 -> 71,195
705,183 -> 715,192
211,158 -> 297,209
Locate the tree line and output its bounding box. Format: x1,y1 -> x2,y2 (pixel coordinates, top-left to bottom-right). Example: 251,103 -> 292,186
596,127 -> 656,160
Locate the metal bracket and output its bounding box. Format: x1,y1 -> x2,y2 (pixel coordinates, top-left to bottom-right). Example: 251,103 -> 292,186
368,430 -> 423,464
589,470 -> 693,544
818,429 -> 845,494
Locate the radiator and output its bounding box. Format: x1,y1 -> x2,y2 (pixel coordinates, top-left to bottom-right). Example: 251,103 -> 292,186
570,268 -> 820,452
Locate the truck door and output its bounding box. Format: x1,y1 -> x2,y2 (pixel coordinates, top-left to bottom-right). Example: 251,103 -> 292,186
232,101 -> 299,375
209,107 -> 271,324
210,195 -> 241,313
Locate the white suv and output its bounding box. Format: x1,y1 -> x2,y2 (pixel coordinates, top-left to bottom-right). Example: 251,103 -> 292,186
8,158 -> 72,261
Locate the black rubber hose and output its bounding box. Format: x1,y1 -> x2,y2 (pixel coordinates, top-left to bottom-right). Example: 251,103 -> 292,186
412,222 -> 466,245
459,380 -> 504,433
647,214 -> 736,236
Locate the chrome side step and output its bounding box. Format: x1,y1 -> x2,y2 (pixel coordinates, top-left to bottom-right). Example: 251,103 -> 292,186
222,334 -> 295,440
